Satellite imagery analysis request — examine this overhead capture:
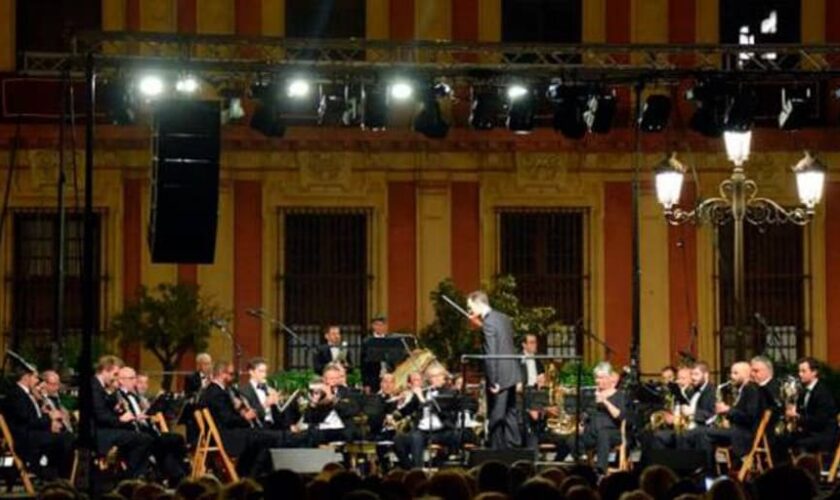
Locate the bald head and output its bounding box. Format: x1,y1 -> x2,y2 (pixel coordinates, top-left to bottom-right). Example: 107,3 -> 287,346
118,366 -> 137,392
730,362 -> 751,386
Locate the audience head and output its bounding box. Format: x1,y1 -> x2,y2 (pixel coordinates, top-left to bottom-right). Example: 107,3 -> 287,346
538,467 -> 567,489
559,476 -> 590,497
620,491 -> 654,500
220,478 -> 262,500
132,482 -> 166,500
753,464 -> 817,500
260,469 -> 305,499
425,470 -> 472,500
328,470 -> 364,500
514,477 -> 561,500
599,470 -> 639,500
477,461 -> 511,494
403,469 -> 429,496
706,478 -> 746,500
639,465 -> 678,500
566,484 -> 600,500
175,479 -> 213,500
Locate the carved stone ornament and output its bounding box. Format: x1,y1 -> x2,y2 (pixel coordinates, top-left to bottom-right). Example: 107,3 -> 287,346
297,151 -> 352,190
27,149 -> 85,189
515,152 -> 569,188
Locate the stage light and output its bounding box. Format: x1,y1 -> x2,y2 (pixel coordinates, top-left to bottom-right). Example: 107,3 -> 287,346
249,81 -> 285,137
413,86 -> 450,139
319,84 -> 360,127
724,90 -> 756,132
638,94 -> 671,132
506,86 -> 535,134
685,80 -> 726,138
175,75 -> 199,94
362,85 -> 388,130
138,74 -> 165,98
507,84 -> 528,100
584,90 -> 617,134
547,84 -> 586,139
287,78 -> 311,99
778,87 -> 811,131
101,79 -> 136,125
389,81 -> 414,101
469,90 -> 500,130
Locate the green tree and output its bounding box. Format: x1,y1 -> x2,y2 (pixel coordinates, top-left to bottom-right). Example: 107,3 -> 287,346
110,283 -> 225,391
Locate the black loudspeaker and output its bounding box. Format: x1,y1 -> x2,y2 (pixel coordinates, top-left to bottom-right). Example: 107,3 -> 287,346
149,99 -> 220,263
467,448 -> 537,467
643,449 -> 706,476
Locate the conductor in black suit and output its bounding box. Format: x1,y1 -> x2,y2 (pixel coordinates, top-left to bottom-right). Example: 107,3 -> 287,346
314,325 -> 350,375
91,355 -> 154,479
3,360 -> 74,480
467,290 -> 522,449
704,361 -> 762,467
783,357 -> 838,453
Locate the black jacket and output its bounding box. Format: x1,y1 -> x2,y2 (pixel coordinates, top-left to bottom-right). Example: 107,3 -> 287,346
692,382 -> 717,426
728,382 -> 762,431
184,371 -> 206,397
798,379 -> 837,436
520,356 -> 544,388
91,376 -> 131,430
200,382 -> 251,430
481,310 -> 522,390
314,344 -> 351,375
3,384 -> 51,445
395,387 -> 462,430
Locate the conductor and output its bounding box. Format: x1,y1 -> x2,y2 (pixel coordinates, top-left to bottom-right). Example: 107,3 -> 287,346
467,290 -> 522,449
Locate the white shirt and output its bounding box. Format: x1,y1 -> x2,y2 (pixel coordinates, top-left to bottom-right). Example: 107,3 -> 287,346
523,356 -> 538,387
330,346 -> 340,361
319,409 -> 344,430
804,379 -> 818,408
251,380 -> 274,424
18,383 -> 42,419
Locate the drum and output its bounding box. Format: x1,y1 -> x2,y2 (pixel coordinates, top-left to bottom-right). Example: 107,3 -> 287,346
393,349 -> 437,390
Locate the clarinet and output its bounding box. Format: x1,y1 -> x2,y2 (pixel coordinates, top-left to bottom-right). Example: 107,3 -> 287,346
230,386 -> 263,428
115,390 -> 141,432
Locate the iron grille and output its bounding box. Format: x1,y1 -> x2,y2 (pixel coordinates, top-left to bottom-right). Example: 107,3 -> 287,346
715,222 -> 809,368
8,210 -> 105,367
277,208 -> 372,370
497,208 -> 589,356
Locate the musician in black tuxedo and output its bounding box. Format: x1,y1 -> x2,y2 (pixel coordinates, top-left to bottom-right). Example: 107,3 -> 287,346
3,363 -> 74,480
752,356 -> 783,428
783,357 -> 838,453
184,352 -> 213,397
703,361 -> 762,467
304,364 -> 361,445
314,325 -> 351,375
393,365 -> 462,469
467,291 -> 522,449
200,360 -> 284,477
361,316 -> 392,394
117,366 -> 187,485
676,361 -> 717,450
40,370 -> 75,434
239,358 -> 305,446
91,356 -> 154,479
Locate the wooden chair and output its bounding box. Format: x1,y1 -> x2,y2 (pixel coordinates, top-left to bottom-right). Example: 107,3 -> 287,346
606,420 -> 631,474
828,435 -> 840,483
0,414 -> 35,494
199,408 -> 239,482
737,410 -> 774,482
151,413 -> 169,434
190,409 -> 208,479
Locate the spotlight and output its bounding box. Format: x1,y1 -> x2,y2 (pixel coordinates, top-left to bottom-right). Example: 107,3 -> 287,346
638,94 -> 671,132
102,79 -> 136,125
175,75 -> 199,94
547,84 -> 586,139
413,86 -> 450,139
389,81 -> 414,101
287,78 -> 311,99
138,74 -> 165,98
506,86 -> 535,134
778,87 -> 811,131
318,84 -> 360,126
507,84 -> 528,100
724,89 -> 756,132
249,81 -> 285,137
469,90 -> 501,130
584,90 -> 617,134
362,85 -> 388,130
685,80 -> 726,138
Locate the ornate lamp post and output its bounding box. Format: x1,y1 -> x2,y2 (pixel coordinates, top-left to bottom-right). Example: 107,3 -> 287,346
654,134 -> 826,347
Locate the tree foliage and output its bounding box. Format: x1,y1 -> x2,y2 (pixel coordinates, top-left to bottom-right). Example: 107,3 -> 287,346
110,283 -> 225,390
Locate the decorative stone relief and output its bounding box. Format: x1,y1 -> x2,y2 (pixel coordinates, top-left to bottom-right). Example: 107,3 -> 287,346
26,149 -> 85,190
296,151 -> 352,190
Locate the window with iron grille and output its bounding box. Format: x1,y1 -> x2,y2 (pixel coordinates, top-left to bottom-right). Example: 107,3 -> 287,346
285,0 -> 366,39
277,208 -> 372,370
497,208 -> 588,358
715,222 -> 809,369
9,211 -> 104,367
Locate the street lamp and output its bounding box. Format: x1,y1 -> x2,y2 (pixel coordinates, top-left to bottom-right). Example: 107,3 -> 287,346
654,136 -> 826,356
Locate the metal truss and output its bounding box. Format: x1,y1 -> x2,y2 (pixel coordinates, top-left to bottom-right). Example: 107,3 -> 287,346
18,31 -> 840,84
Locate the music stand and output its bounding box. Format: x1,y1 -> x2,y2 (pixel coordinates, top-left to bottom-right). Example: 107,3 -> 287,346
364,337 -> 409,367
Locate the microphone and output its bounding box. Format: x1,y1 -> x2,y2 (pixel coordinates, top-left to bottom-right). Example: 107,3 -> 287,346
246,308 -> 264,318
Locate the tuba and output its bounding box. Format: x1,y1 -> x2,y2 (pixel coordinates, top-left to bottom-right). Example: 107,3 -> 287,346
777,375 -> 801,435
544,363 -> 577,435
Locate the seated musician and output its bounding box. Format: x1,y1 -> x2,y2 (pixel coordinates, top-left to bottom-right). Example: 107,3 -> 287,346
647,365 -> 694,450
782,357 -> 838,454
200,360 -> 284,476
369,373 -> 400,443
660,365 -> 676,386
703,361 -> 761,468
117,367 -> 187,485
565,362 -> 627,473
91,355 -> 154,479
677,361 -> 717,450
393,364 -> 461,469
305,363 -> 360,445
239,357 -> 306,446
40,370 -> 75,434
314,325 -> 351,375
3,360 -> 74,481
135,372 -> 152,412
185,352 -> 213,397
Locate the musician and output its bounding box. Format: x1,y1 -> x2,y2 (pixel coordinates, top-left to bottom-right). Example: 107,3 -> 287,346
314,325 -> 350,375
467,290 -> 522,450
645,365 -> 694,450
393,364 -> 461,469
369,373 -> 400,442
185,352 -> 213,396
117,366 -> 187,485
239,358 -> 304,443
361,316 -> 392,394
40,370 -> 74,433
3,361 -> 74,481
566,362 -> 627,473
520,333 -> 545,388
676,361 -> 716,450
782,357 -> 838,454
751,355 -> 782,425
200,360 -> 284,476
703,361 -> 762,468
305,363 -> 360,445
91,355 -> 154,479
135,372 -> 151,412
660,366 -> 676,386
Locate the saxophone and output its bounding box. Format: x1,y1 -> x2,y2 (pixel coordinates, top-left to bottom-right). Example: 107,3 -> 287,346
650,390 -> 675,431
545,363 -> 576,435
714,381 -> 732,429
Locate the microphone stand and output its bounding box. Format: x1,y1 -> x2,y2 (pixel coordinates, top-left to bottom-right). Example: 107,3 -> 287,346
575,318 -> 615,361
248,309 -> 319,363
756,312 -> 787,365
217,322 -> 244,377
